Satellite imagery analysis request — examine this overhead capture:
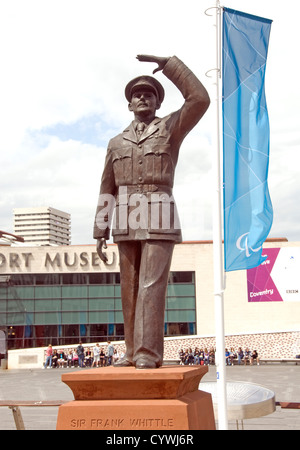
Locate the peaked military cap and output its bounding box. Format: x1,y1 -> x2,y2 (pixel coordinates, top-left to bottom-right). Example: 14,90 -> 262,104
125,75 -> 165,104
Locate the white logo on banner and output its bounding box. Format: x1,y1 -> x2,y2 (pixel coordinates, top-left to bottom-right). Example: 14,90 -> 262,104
236,232 -> 262,257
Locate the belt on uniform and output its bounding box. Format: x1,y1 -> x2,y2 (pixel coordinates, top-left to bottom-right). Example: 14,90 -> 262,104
120,184 -> 173,195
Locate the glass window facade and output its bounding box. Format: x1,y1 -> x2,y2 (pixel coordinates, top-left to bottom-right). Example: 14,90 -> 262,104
0,271 -> 195,349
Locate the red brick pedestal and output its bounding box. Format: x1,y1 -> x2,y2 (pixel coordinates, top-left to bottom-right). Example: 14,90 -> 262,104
56,365 -> 215,430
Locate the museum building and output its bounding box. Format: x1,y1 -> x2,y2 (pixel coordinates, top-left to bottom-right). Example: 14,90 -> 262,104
0,243 -> 197,349
0,239 -> 299,352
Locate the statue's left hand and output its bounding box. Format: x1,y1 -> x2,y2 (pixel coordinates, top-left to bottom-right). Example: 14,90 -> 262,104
136,54 -> 170,74
96,238 -> 108,263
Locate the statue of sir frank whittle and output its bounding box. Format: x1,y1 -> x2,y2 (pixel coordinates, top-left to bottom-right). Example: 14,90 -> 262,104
93,55 -> 210,369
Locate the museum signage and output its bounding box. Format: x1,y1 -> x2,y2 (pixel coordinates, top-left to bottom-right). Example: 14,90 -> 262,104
0,247 -> 118,273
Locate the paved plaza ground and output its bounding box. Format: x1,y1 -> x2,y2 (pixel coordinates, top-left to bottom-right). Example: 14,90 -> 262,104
0,363 -> 299,431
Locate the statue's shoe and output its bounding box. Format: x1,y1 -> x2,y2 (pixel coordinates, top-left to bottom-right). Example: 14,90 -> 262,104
114,357 -> 134,367
135,358 -> 157,369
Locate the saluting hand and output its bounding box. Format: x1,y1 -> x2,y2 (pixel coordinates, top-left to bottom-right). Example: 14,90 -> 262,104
136,55 -> 170,74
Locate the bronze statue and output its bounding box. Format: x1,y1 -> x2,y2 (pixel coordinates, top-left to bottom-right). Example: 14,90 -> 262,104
93,55 -> 210,369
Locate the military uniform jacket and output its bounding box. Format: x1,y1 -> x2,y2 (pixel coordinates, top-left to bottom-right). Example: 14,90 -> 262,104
93,56 -> 207,243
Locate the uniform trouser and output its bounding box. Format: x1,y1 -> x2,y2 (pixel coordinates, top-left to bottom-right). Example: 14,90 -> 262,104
117,240 -> 175,367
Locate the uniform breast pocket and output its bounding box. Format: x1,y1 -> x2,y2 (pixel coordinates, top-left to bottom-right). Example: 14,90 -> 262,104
112,146 -> 133,185
143,144 -> 174,184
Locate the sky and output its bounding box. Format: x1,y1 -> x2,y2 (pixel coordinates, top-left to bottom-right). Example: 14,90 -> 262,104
1,0 -> 299,246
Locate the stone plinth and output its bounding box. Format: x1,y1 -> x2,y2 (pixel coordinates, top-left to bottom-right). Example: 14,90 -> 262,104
56,365 -> 215,430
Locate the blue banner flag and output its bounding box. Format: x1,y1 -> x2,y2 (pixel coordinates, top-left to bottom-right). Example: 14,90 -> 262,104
223,8 -> 273,271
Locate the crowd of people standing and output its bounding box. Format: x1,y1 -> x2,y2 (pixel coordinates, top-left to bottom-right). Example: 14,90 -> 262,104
43,342 -> 123,369
44,342 -> 260,369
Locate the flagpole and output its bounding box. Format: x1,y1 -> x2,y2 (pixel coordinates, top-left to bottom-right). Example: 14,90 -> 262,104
211,0 -> 228,430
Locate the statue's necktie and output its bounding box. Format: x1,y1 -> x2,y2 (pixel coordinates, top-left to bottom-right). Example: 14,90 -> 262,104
136,122 -> 145,137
